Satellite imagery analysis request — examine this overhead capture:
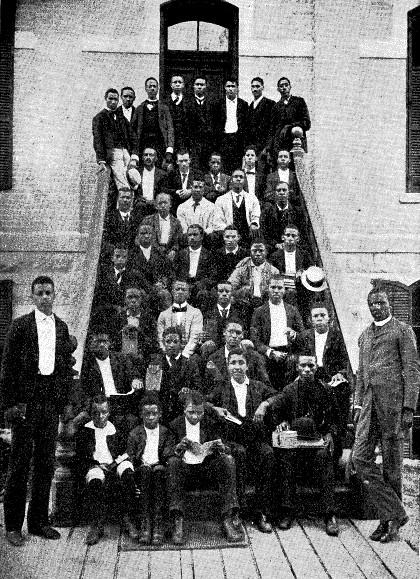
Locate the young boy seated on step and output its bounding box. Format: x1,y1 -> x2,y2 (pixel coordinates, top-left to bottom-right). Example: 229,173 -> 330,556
125,392 -> 175,545
75,394 -> 138,545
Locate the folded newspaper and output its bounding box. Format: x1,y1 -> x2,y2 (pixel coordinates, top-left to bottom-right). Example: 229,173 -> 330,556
183,439 -> 222,464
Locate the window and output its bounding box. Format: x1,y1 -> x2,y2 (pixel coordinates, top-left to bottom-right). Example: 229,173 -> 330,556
167,21 -> 229,52
407,7 -> 420,194
0,0 -> 16,191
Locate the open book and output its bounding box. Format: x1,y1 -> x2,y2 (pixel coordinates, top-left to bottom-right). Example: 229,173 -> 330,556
183,439 -> 222,464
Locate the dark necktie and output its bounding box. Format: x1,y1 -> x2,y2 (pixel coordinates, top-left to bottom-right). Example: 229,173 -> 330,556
246,171 -> 255,175
172,306 -> 187,313
193,201 -> 199,212
175,95 -> 181,105
221,308 -> 228,320
116,271 -> 122,284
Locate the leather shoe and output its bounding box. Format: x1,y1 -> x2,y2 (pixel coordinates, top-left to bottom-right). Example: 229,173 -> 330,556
172,515 -> 185,545
28,525 -> 61,540
379,519 -> 402,543
222,517 -> 243,543
369,521 -> 388,541
6,531 -> 25,547
325,515 -> 339,537
277,515 -> 294,531
256,513 -> 272,534
138,517 -> 151,545
86,524 -> 104,546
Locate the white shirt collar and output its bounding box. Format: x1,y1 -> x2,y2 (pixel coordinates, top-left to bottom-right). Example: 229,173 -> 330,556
231,377 -> 249,388
85,421 -> 116,435
276,203 -> 289,211
374,315 -> 392,327
144,425 -> 159,436
217,303 -> 230,314
226,96 -> 237,105
189,246 -> 202,254
35,308 -> 54,322
252,95 -> 264,108
171,92 -> 183,103
173,301 -> 188,309
269,300 -> 285,308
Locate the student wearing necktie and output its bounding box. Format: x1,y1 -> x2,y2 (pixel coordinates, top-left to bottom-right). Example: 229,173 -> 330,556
242,145 -> 266,200
1,276 -> 74,546
165,74 -> 189,152
216,79 -> 248,174
185,77 -> 217,171
203,153 -> 230,202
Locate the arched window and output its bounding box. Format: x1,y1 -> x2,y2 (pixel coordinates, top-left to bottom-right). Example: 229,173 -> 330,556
160,0 -> 238,100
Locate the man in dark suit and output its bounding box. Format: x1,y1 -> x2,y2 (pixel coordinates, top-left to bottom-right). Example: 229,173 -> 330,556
260,182 -> 301,255
242,145 -> 266,201
116,86 -> 136,140
294,302 -> 350,466
205,319 -> 271,393
185,76 -> 217,171
92,88 -> 132,191
168,389 -> 242,544
127,222 -> 174,291
163,148 -> 204,214
173,224 -> 216,308
254,354 -> 339,536
267,77 -> 311,157
207,349 -> 276,532
216,79 -> 248,175
131,147 -> 167,206
165,74 -> 189,152
155,327 -> 202,424
352,287 -> 420,543
93,243 -> 130,309
141,193 -> 184,260
130,77 -> 174,167
247,77 -> 275,156
103,187 -> 152,254
264,149 -> 301,206
203,152 -> 230,202
203,281 -> 244,350
251,275 -> 304,390
0,276 -> 74,546
214,225 -> 248,283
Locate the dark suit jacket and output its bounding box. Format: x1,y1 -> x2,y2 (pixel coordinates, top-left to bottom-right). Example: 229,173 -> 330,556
164,96 -> 189,150
163,169 -> 207,212
260,203 -> 301,253
270,377 -> 338,438
185,97 -> 217,147
141,212 -> 184,253
92,108 -> 131,163
246,96 -> 275,153
93,265 -> 131,309
173,247 -> 216,288
158,355 -> 202,423
294,327 -> 348,381
215,97 -> 248,142
269,247 -> 312,274
264,169 -> 301,206
203,305 -> 244,349
116,105 -> 136,147
103,203 -> 152,251
80,351 -> 137,403
169,411 -> 226,449
205,347 -> 271,393
0,311 -> 73,411
203,172 -> 230,202
214,247 -> 249,283
207,378 -> 275,421
136,166 -> 167,201
127,245 -> 174,290
268,96 -> 311,153
131,100 -> 174,157
250,302 -> 304,356
126,424 -> 175,468
75,422 -> 125,475
110,308 -> 159,362
243,170 -> 266,201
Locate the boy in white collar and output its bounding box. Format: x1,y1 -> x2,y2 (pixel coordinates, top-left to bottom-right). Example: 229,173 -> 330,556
75,395 -> 137,545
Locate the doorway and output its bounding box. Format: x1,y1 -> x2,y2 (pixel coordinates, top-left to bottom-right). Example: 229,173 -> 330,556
160,0 -> 239,100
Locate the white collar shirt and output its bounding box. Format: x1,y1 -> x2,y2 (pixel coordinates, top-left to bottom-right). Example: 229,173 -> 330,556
284,249 -> 296,275
252,95 -> 264,109
141,167 -> 155,201
158,213 -> 171,244
189,246 -> 201,278
252,263 -> 265,297
217,303 -> 231,317
140,245 -> 152,261
277,168 -> 290,183
142,425 -> 160,466
225,97 -> 238,133
231,377 -> 249,417
314,330 -> 329,367
35,308 -> 56,375
245,170 -> 256,196
184,419 -> 202,464
127,311 -> 140,327
374,315 -> 392,327
119,210 -> 131,221
171,92 -> 183,104
172,303 -> 188,327
96,356 -> 117,396
122,106 -> 133,122
177,197 -> 214,234
86,421 -> 115,465
268,301 -> 288,347
165,353 -> 182,367
231,190 -> 243,207
114,267 -> 125,283
180,171 -> 189,189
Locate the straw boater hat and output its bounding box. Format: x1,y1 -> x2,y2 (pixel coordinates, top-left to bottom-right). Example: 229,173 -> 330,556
301,266 -> 328,292
126,167 -> 142,189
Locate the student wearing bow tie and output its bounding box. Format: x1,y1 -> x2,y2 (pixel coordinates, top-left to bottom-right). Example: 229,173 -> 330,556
242,145 -> 266,201
1,276 -> 74,546
157,280 -> 203,359
92,88 -> 132,192
129,77 -> 174,169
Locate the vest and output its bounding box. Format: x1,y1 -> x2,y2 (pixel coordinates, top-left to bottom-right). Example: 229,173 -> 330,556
232,199 -> 249,242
